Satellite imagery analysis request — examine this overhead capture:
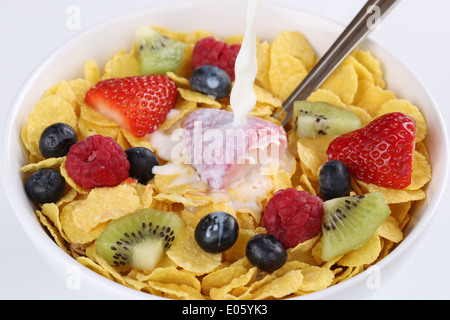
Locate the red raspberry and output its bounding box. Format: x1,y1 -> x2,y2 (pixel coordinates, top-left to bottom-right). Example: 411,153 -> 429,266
263,188 -> 324,249
191,37 -> 241,80
65,135 -> 130,189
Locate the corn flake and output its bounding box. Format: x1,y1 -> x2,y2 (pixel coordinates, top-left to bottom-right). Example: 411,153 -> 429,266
352,50 -> 386,88
166,227 -> 222,275
269,54 -> 307,99
389,202 -> 412,227
298,266 -> 335,293
68,79 -> 93,115
72,183 -> 140,232
44,80 -> 79,115
252,270 -> 304,300
140,266 -> 201,291
148,282 -> 205,300
355,85 -> 396,117
270,31 -> 316,72
377,99 -> 428,142
377,215 -> 403,243
122,129 -> 154,150
166,72 -> 190,87
21,95 -> 78,160
20,157 -> 65,173
279,73 -> 308,101
60,161 -> 90,195
358,180 -> 427,204
338,233 -> 381,267
177,88 -> 222,108
407,151 -> 432,190
102,50 -> 140,80
223,228 -> 266,263
85,60 -> 101,84
158,99 -> 197,131
60,201 -> 108,244
256,40 -> 271,90
344,55 -> 375,86
201,259 -> 248,294
79,103 -> 120,128
211,267 -> 257,300
35,209 -> 69,253
320,64 -> 358,105
297,137 -> 334,179
77,113 -> 122,140
307,89 -> 347,109
287,235 -> 321,266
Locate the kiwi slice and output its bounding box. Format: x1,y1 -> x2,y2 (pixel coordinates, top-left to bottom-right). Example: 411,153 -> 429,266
293,101 -> 362,138
321,192 -> 391,261
136,26 -> 186,75
95,209 -> 184,271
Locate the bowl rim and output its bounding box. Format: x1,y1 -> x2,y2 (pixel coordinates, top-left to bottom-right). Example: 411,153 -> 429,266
2,0 -> 449,300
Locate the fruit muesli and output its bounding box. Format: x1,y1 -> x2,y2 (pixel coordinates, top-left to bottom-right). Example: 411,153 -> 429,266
20,23 -> 431,300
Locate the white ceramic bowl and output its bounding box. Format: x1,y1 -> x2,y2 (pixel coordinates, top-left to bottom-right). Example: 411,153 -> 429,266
2,0 -> 448,300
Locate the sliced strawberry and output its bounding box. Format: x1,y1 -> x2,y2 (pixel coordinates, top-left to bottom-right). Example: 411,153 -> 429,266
182,108 -> 287,190
85,75 -> 178,137
326,112 -> 416,189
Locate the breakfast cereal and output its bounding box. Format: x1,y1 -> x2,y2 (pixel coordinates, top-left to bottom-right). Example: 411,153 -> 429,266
19,24 -> 431,300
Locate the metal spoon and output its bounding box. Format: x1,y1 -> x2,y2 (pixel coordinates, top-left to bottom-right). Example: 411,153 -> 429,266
274,0 -> 400,127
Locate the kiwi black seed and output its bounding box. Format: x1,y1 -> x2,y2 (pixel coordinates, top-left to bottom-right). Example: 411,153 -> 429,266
95,209 -> 184,271
321,192 -> 391,262
293,101 -> 362,138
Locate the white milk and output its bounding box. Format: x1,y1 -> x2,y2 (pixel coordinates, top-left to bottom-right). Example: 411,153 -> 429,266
230,0 -> 259,126
152,163 -> 206,190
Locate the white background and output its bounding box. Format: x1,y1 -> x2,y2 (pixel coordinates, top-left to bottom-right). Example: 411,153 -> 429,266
1,0 -> 449,299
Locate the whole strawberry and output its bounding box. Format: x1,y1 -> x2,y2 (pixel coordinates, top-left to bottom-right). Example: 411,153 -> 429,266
191,37 -> 241,81
326,112 -> 416,189
85,75 -> 178,137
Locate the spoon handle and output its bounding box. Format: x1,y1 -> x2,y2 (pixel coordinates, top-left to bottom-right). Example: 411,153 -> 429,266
276,0 -> 400,127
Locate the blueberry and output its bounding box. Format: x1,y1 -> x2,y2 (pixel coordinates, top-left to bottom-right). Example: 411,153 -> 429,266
194,212 -> 239,254
39,123 -> 78,158
319,160 -> 351,201
25,168 -> 66,204
125,147 -> 159,184
246,234 -> 287,272
190,65 -> 231,99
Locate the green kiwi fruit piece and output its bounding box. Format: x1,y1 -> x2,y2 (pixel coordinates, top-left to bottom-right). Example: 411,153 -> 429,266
293,101 -> 362,138
95,208 -> 184,271
321,192 -> 391,261
136,26 -> 186,75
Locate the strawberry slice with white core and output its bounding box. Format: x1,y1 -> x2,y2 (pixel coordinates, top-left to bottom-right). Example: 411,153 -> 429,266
85,75 -> 178,138
182,108 -> 287,190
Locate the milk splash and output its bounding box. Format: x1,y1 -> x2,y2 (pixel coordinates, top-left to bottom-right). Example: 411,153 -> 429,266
147,0 -> 292,212
148,0 -> 290,193
230,0 -> 260,126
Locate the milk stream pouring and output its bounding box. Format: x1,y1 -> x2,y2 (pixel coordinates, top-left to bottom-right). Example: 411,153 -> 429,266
230,0 -> 260,126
